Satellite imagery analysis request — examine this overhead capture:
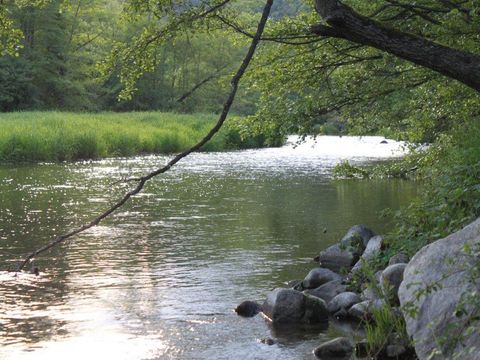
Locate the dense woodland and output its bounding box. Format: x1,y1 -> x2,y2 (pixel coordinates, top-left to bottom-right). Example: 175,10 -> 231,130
0,1 -> 301,114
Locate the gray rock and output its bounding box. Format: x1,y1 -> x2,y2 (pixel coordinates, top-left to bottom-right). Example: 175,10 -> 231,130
235,300 -> 262,317
302,267 -> 343,289
399,218 -> 480,359
347,300 -> 371,321
333,307 -> 348,320
303,279 -> 347,303
361,286 -> 380,302
314,337 -> 354,359
327,292 -> 361,313
386,344 -> 406,358
340,224 -> 375,249
316,244 -> 356,273
370,298 -> 387,311
388,253 -> 409,266
381,263 -> 406,302
262,288 -> 328,324
352,235 -> 383,272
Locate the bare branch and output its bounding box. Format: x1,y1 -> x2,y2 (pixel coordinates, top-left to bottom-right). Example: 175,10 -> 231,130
15,0 -> 274,272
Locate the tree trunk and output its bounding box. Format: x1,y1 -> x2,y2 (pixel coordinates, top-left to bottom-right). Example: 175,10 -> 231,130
311,0 -> 480,92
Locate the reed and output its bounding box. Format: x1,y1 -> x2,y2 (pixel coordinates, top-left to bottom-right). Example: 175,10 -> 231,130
0,111 -> 265,162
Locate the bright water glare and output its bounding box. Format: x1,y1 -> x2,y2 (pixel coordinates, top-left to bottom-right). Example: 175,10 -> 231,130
0,136 -> 417,360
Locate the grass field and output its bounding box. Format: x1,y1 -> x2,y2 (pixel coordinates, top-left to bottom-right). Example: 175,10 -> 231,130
0,112 -> 268,162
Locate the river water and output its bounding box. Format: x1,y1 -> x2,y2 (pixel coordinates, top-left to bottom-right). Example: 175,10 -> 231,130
0,136 -> 417,359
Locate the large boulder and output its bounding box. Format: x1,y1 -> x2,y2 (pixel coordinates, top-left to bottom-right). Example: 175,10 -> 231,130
327,292 -> 361,314
351,235 -> 383,272
302,268 -> 343,289
303,279 -> 347,303
314,337 -> 354,359
399,218 -> 480,359
262,288 -> 328,324
316,244 -> 356,273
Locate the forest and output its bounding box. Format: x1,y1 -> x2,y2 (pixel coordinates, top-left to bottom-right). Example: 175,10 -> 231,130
1,1 -> 480,359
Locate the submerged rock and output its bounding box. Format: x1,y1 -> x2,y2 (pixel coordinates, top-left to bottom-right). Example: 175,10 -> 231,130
262,288 -> 328,324
399,218 -> 480,359
302,268 -> 343,289
235,300 -> 262,317
314,337 -> 354,359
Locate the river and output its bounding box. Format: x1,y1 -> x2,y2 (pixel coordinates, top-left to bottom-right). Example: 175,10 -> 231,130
0,136 -> 417,359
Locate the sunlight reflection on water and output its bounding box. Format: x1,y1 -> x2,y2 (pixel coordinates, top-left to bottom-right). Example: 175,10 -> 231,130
0,136 -> 415,359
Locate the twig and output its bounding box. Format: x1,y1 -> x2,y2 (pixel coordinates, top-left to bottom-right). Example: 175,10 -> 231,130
15,0 -> 274,272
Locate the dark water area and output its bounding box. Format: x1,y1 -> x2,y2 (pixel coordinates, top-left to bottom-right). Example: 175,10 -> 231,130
0,136 -> 418,359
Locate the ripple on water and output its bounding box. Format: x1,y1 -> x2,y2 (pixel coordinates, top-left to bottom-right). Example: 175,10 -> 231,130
0,136 -> 417,359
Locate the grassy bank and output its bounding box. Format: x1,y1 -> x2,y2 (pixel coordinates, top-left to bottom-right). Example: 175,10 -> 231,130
0,112 -> 272,163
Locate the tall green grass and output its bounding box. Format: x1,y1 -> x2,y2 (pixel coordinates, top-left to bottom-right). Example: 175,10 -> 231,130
0,111 -> 269,162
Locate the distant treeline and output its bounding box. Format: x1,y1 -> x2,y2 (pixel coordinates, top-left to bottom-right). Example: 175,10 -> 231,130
0,0 -> 301,114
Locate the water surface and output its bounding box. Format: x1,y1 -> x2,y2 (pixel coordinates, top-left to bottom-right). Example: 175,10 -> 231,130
0,136 -> 417,359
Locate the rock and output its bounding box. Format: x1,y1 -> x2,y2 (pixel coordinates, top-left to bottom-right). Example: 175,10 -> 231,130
333,307 -> 348,320
380,140 -> 388,144
302,267 -> 343,289
340,224 -> 375,249
355,339 -> 369,358
235,300 -> 262,317
351,235 -> 383,272
327,292 -> 361,314
388,253 -> 409,266
399,218 -> 480,359
262,288 -> 328,324
316,244 -> 356,273
314,337 -> 354,359
303,279 -> 347,303
381,263 -> 406,302
386,344 -> 406,358
260,337 -> 276,345
361,286 -> 380,302
348,300 -> 371,321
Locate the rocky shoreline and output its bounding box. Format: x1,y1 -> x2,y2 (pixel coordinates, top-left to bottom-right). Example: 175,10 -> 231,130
236,220 -> 480,359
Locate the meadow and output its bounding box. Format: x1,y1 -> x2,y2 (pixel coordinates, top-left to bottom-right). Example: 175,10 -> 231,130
0,112 -> 266,162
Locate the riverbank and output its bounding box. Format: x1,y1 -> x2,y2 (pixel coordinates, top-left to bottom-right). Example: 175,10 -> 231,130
0,111 -> 271,163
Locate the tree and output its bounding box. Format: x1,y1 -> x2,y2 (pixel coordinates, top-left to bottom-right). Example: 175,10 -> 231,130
312,0 -> 480,91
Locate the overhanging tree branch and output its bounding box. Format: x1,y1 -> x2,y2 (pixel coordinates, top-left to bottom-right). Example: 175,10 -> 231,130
14,0 -> 274,272
311,0 -> 480,92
